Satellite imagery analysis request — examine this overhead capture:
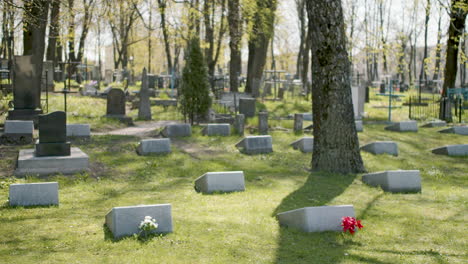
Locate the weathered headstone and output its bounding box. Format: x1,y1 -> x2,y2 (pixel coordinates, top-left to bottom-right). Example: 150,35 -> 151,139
104,69 -> 113,83
66,124 -> 91,139
138,68 -> 152,120
194,171 -> 245,193
147,74 -> 156,89
234,114 -> 245,136
202,124 -> 231,136
277,205 -> 355,232
7,56 -> 43,124
385,121 -> 418,132
106,88 -> 133,124
41,61 -> 54,91
302,113 -> 312,121
258,112 -> 269,135
9,182 -> 59,206
290,137 -> 314,153
362,170 -> 421,193
431,144 -> 468,156
235,135 -> 273,154
421,120 -> 447,128
438,126 -> 468,135
360,141 -> 398,156
355,120 -> 363,132
294,114 -> 303,133
161,124 -> 192,137
239,98 -> 256,118
136,139 -> 171,155
106,204 -> 173,238
35,111 -> 70,157
1,120 -> 34,144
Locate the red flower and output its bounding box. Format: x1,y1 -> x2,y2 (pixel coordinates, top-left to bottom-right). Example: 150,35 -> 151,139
341,216 -> 363,235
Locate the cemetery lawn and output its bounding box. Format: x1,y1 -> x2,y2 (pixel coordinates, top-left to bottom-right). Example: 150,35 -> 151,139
0,98 -> 466,263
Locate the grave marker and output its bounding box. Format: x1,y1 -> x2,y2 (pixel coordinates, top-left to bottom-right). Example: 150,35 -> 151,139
194,171 -> 245,193
235,136 -> 273,154
9,182 -> 59,206
360,141 -> 398,156
362,170 -> 421,193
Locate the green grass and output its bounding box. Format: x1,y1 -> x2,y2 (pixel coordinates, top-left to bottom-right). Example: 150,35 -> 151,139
0,117 -> 467,263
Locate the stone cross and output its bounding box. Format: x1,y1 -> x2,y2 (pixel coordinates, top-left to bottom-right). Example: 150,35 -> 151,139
138,68 -> 152,120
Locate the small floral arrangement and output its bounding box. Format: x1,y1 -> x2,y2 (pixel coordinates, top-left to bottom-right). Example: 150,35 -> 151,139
341,216 -> 363,235
139,216 -> 158,238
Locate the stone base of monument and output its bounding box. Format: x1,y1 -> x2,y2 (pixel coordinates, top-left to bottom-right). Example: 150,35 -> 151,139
277,205 -> 355,232
290,137 -> 314,153
438,126 -> 468,135
360,141 -> 398,156
202,124 -> 231,136
355,120 -> 363,132
136,139 -> 171,155
7,109 -> 43,127
235,136 -> 273,154
9,182 -> 59,206
161,124 -> 192,137
384,121 -> 418,132
66,124 -> 91,140
35,140 -> 71,157
421,120 -> 447,128
194,171 -> 245,193
105,204 -> 173,239
431,144 -> 468,156
0,133 -> 33,145
105,114 -> 134,126
14,147 -> 89,177
362,170 -> 421,193
2,120 -> 34,144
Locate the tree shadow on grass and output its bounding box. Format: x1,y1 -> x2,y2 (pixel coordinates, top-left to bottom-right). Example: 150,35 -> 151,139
273,171 -> 359,264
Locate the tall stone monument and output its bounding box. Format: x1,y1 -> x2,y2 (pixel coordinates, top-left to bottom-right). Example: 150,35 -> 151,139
138,68 -> 152,120
7,56 -> 43,124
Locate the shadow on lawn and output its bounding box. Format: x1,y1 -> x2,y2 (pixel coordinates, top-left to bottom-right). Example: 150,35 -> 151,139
273,172 -> 389,264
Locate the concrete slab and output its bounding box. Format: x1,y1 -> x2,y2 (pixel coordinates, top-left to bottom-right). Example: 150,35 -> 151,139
235,136 -> 273,154
355,120 -> 363,132
438,126 -> 468,135
421,120 -> 447,128
385,121 -> 418,132
431,144 -> 468,156
9,182 -> 59,206
360,141 -> 398,156
194,171 -> 245,193
5,120 -> 34,134
67,124 -> 91,138
161,124 -> 191,137
136,138 -> 171,155
290,137 -> 314,153
202,124 -> 231,136
362,170 -> 421,193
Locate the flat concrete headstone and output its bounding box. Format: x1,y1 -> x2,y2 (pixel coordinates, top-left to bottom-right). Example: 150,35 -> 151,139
355,120 -> 363,132
362,170 -> 421,193
431,144 -> 468,156
194,171 -> 245,193
294,114 -> 303,133
106,88 -> 126,116
105,204 -> 173,239
66,124 -> 91,138
161,124 -> 191,137
9,182 -> 59,206
258,112 -> 269,135
438,126 -> 468,135
360,141 -> 398,156
302,113 -> 312,121
277,205 -> 355,232
421,120 -> 447,128
239,98 -> 256,118
235,135 -> 273,154
5,120 -> 34,135
15,147 -> 89,176
136,138 -> 171,155
202,123 -> 231,136
35,111 -> 70,157
384,121 -> 418,132
234,114 -> 245,136
290,137 -> 314,153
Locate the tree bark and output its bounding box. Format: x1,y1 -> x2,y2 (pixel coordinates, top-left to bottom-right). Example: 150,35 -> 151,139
158,0 -> 172,74
306,0 -> 365,174
46,0 -> 60,66
228,0 -> 242,92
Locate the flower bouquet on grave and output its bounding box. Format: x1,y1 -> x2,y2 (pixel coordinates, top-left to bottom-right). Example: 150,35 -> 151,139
341,216 -> 364,235
138,216 -> 158,239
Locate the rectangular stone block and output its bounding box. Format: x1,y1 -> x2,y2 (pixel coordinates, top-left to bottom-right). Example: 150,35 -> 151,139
194,171 -> 245,193
105,204 -> 173,239
431,144 -> 468,156
137,139 -> 171,155
161,124 -> 191,137
290,137 -> 314,153
235,136 -> 273,154
277,205 -> 355,232
355,120 -> 363,132
421,120 -> 447,128
302,113 -> 312,121
438,126 -> 468,136
15,147 -> 89,176
239,98 -> 256,118
4,120 -> 34,135
9,182 -> 59,206
35,141 -> 71,157
67,124 -> 91,138
360,141 -> 398,156
362,170 -> 421,193
384,121 -> 418,132
202,124 -> 231,136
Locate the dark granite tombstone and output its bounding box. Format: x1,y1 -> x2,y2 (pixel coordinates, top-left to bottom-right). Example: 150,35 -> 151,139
239,98 -> 256,118
35,111 -> 71,157
106,88 -> 126,116
147,74 -> 156,89
7,56 -> 43,123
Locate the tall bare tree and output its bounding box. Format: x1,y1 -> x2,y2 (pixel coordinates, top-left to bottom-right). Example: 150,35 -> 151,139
228,0 -> 242,92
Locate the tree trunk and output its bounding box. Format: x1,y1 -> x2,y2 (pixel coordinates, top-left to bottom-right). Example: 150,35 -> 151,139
46,0 -> 60,66
432,6 -> 443,80
228,0 -> 241,92
306,0 -> 365,174
245,0 -> 277,97
158,0 -> 172,74
295,0 -> 305,78
440,0 -> 468,121
302,26 -> 311,98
